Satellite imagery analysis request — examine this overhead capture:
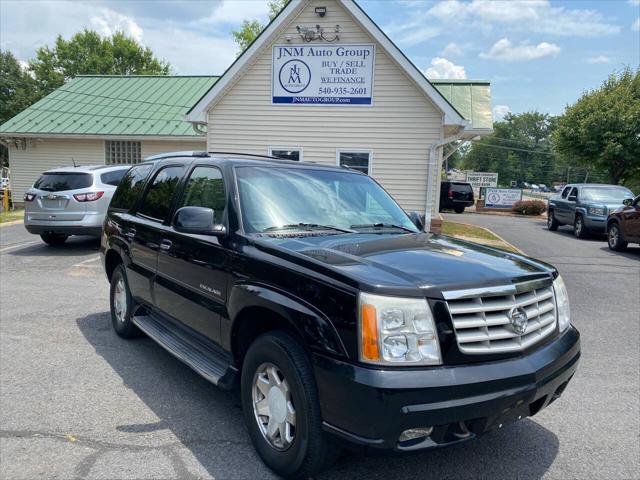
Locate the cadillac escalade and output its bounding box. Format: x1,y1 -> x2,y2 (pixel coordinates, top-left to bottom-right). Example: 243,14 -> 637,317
100,151 -> 580,479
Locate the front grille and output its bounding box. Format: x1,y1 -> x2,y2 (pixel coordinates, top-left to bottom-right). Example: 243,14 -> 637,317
444,280 -> 557,355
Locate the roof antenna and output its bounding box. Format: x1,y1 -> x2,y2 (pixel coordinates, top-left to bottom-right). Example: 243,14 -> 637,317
71,157 -> 77,167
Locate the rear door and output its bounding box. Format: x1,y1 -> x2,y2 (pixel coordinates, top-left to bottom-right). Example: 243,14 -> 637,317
154,165 -> 230,343
127,164 -> 186,306
28,172 -> 92,222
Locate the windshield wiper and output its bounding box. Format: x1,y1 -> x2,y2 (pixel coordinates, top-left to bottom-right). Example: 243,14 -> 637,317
263,223 -> 356,234
350,223 -> 415,233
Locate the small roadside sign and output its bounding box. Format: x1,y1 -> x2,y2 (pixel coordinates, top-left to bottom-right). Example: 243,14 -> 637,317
466,172 -> 498,188
485,188 -> 523,208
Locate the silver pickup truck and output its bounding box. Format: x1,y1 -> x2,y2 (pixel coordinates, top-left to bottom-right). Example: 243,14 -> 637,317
547,183 -> 634,238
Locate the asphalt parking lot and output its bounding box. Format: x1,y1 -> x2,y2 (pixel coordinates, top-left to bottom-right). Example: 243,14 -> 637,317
1,217 -> 639,479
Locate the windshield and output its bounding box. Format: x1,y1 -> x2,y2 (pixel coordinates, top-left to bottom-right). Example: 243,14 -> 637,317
235,166 -> 418,234
33,173 -> 92,192
581,187 -> 634,202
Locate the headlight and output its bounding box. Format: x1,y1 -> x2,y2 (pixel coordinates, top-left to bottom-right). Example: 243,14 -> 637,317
359,292 -> 442,365
553,275 -> 571,332
588,206 -> 605,216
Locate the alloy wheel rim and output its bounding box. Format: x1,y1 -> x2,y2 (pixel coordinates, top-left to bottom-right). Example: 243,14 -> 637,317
576,218 -> 582,235
609,227 -> 618,247
548,213 -> 553,227
252,362 -> 296,451
113,278 -> 127,323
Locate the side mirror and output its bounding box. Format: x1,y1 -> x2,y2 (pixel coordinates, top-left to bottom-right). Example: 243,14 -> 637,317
568,195 -> 577,202
409,211 -> 425,231
173,206 -> 226,236
623,198 -> 633,207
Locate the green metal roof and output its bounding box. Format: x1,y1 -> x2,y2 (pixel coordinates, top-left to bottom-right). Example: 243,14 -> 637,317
430,80 -> 493,130
0,75 -> 218,137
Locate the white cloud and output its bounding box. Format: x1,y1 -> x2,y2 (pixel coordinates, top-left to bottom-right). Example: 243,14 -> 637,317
628,0 -> 640,6
426,0 -> 620,37
424,57 -> 467,79
201,0 -> 271,25
493,105 -> 511,121
441,42 -> 463,57
90,10 -> 143,42
480,38 -> 560,61
587,55 -> 610,64
633,18 -> 640,31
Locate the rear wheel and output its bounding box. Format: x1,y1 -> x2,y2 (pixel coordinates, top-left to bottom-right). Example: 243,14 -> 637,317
607,223 -> 627,251
40,233 -> 68,246
241,331 -> 339,479
574,214 -> 588,239
454,206 -> 465,214
547,210 -> 559,231
109,264 -> 142,338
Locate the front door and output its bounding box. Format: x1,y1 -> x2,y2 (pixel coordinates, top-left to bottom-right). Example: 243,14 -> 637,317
154,165 -> 230,344
622,196 -> 640,241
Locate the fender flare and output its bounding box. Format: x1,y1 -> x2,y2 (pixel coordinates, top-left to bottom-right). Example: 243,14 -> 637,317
227,283 -> 348,358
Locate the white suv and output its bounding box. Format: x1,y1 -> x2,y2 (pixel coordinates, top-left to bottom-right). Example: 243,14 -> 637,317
23,165 -> 130,245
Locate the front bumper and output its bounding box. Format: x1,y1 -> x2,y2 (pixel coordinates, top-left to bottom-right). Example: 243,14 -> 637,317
314,326 -> 580,451
583,215 -> 607,232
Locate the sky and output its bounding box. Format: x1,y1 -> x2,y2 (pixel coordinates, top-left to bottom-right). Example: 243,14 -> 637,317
1,0 -> 639,120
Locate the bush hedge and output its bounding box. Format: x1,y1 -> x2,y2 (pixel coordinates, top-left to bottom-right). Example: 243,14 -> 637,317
512,200 -> 547,215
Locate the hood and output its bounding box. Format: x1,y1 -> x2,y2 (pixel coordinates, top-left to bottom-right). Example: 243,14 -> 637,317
252,233 -> 554,297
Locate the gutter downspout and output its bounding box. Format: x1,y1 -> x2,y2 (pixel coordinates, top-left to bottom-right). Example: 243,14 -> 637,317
191,122 -> 207,135
424,132 -> 466,232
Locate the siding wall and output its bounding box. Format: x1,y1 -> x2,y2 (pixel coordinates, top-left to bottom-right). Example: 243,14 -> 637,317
206,0 -> 444,213
9,138 -> 206,201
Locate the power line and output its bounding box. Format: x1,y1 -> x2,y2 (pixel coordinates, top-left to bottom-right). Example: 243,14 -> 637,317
473,142 -> 556,156
11,105 -> 190,126
53,87 -> 194,109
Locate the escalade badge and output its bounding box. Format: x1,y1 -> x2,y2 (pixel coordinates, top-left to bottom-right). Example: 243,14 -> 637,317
509,307 -> 528,335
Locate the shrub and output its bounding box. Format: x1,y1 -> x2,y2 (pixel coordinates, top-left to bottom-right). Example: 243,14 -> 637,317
512,200 -> 546,215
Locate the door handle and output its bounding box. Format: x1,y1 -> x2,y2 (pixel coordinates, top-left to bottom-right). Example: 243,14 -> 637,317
124,229 -> 136,240
160,239 -> 172,251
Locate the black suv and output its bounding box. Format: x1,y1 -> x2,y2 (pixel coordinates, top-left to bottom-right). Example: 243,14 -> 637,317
440,181 -> 475,213
101,152 -> 580,479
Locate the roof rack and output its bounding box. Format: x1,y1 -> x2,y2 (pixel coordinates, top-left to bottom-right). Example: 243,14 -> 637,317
207,151 -> 281,161
143,151 -> 210,162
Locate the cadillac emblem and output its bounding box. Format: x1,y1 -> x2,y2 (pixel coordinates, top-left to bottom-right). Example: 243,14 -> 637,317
508,307 -> 528,335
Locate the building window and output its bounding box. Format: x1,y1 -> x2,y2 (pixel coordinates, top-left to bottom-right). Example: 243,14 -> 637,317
269,147 -> 302,161
105,140 -> 141,165
337,150 -> 371,175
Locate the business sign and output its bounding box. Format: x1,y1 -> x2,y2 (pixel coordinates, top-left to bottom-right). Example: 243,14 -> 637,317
272,44 -> 375,105
485,188 -> 522,208
465,172 -> 498,188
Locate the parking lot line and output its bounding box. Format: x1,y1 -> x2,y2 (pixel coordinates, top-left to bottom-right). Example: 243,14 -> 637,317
72,256 -> 101,267
0,241 -> 40,254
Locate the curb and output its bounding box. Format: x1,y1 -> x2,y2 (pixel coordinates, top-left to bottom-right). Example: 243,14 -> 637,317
0,219 -> 24,227
445,221 -> 526,256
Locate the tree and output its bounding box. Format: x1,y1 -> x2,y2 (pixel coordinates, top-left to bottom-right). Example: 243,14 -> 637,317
554,67 -> 640,187
29,29 -> 170,97
0,51 -> 39,165
460,112 -> 564,187
231,0 -> 289,55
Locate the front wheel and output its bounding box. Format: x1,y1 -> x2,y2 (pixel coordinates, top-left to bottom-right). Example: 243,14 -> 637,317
574,214 -> 589,239
547,210 -> 559,231
607,223 -> 627,251
241,331 -> 339,479
109,264 -> 142,338
40,233 -> 68,246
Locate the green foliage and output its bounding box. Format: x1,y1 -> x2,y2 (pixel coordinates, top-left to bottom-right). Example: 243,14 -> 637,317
512,200 -> 547,215
29,29 -> 170,97
554,67 -> 640,188
0,51 -> 39,165
232,0 -> 289,55
460,112 -> 563,187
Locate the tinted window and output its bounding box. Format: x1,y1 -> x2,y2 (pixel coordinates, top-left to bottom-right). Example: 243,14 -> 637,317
101,169 -> 129,186
110,164 -> 153,210
450,183 -> 472,192
569,187 -> 578,199
138,166 -> 185,221
180,166 -> 226,223
561,187 -> 570,199
33,173 -> 92,192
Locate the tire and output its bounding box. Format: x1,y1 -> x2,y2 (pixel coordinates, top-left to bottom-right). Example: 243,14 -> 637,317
607,222 -> 628,251
241,331 -> 340,479
40,233 -> 68,246
454,206 -> 465,214
547,210 -> 559,231
574,214 -> 589,239
109,264 -> 142,339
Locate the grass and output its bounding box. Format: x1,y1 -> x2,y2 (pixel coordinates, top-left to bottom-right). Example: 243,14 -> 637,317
0,209 -> 24,224
442,221 -> 521,254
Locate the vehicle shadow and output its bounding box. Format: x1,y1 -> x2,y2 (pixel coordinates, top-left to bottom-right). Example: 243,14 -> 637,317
9,237 -> 100,257
598,245 -> 640,258
77,312 -> 559,480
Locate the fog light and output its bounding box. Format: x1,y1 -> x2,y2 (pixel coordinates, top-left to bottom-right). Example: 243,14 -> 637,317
399,427 -> 434,442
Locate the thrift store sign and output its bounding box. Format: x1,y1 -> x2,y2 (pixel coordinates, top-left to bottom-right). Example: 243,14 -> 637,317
272,44 -> 375,105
